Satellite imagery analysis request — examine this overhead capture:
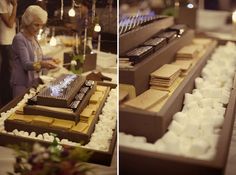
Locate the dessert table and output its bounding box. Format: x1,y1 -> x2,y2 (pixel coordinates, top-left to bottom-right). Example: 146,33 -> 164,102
0,45 -> 117,174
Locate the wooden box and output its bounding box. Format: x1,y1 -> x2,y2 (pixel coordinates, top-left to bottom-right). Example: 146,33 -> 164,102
120,81 -> 236,175
119,30 -> 195,95
0,83 -> 117,166
119,40 -> 217,143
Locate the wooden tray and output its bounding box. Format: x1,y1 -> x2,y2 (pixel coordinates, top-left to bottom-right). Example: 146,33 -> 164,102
0,83 -> 117,166
120,41 -> 217,142
4,86 -> 110,144
120,86 -> 236,175
119,30 -> 194,95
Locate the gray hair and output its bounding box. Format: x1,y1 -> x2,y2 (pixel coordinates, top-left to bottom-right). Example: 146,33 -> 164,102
21,5 -> 48,28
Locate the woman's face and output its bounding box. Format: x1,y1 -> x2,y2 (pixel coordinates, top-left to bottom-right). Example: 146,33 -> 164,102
26,17 -> 44,37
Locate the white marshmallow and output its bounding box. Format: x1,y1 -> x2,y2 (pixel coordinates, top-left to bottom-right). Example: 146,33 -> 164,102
154,139 -> 166,152
179,137 -> 192,156
162,131 -> 178,144
189,138 -> 210,156
202,134 -> 220,148
184,93 -> 195,105
168,120 -> 184,136
182,123 -> 200,139
37,134 -> 43,140
173,112 -> 188,125
195,77 -> 204,89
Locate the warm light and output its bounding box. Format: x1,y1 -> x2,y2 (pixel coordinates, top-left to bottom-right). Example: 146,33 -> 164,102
232,10 -> 236,24
174,2 -> 180,7
71,60 -> 77,66
187,3 -> 194,8
49,36 -> 57,46
68,8 -> 75,17
94,23 -> 101,32
68,0 -> 76,17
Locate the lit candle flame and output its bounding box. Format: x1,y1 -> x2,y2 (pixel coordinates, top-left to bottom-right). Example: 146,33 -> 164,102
232,10 -> 236,24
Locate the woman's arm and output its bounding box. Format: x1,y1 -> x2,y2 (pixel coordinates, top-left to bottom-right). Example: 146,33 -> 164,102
12,36 -> 58,71
12,36 -> 35,71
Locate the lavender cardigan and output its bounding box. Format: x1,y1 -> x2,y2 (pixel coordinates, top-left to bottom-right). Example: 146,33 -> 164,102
11,32 -> 48,97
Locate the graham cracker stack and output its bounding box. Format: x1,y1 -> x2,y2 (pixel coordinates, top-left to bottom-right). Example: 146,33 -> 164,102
150,64 -> 181,89
124,89 -> 168,110
8,114 -> 34,123
172,60 -> 192,76
71,122 -> 89,133
32,116 -> 54,126
51,119 -> 75,130
80,107 -> 94,123
176,45 -> 199,60
150,77 -> 183,93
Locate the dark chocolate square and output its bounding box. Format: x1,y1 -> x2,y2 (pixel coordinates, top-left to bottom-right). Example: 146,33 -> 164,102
75,93 -> 85,101
80,86 -> 90,94
69,100 -> 81,109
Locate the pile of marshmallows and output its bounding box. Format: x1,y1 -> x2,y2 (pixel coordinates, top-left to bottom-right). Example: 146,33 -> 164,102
120,42 -> 236,160
85,88 -> 117,151
0,85 -> 117,152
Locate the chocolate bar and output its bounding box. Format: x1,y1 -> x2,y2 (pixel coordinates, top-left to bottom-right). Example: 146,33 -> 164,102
80,86 -> 90,94
157,31 -> 177,43
126,46 -> 153,64
75,93 -> 85,101
69,100 -> 81,110
143,37 -> 166,51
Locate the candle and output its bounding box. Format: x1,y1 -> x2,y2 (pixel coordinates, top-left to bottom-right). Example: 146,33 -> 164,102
98,34 -> 101,51
232,10 -> 236,35
232,10 -> 236,24
75,33 -> 79,54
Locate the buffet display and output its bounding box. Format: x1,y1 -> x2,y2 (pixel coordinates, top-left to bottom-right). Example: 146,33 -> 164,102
119,12 -> 236,174
120,42 -> 236,174
119,28 -> 194,95
0,75 -> 117,165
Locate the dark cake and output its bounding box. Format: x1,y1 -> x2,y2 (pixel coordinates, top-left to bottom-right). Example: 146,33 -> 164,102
37,74 -> 86,107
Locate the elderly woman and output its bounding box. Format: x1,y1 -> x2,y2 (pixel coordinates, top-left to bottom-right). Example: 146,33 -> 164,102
11,5 -> 57,97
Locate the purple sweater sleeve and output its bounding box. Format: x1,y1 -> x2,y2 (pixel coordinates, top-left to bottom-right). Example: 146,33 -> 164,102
12,35 -> 35,71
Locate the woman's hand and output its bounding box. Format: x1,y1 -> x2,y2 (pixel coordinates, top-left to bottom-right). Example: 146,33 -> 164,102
52,58 -> 61,64
40,60 -> 57,69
